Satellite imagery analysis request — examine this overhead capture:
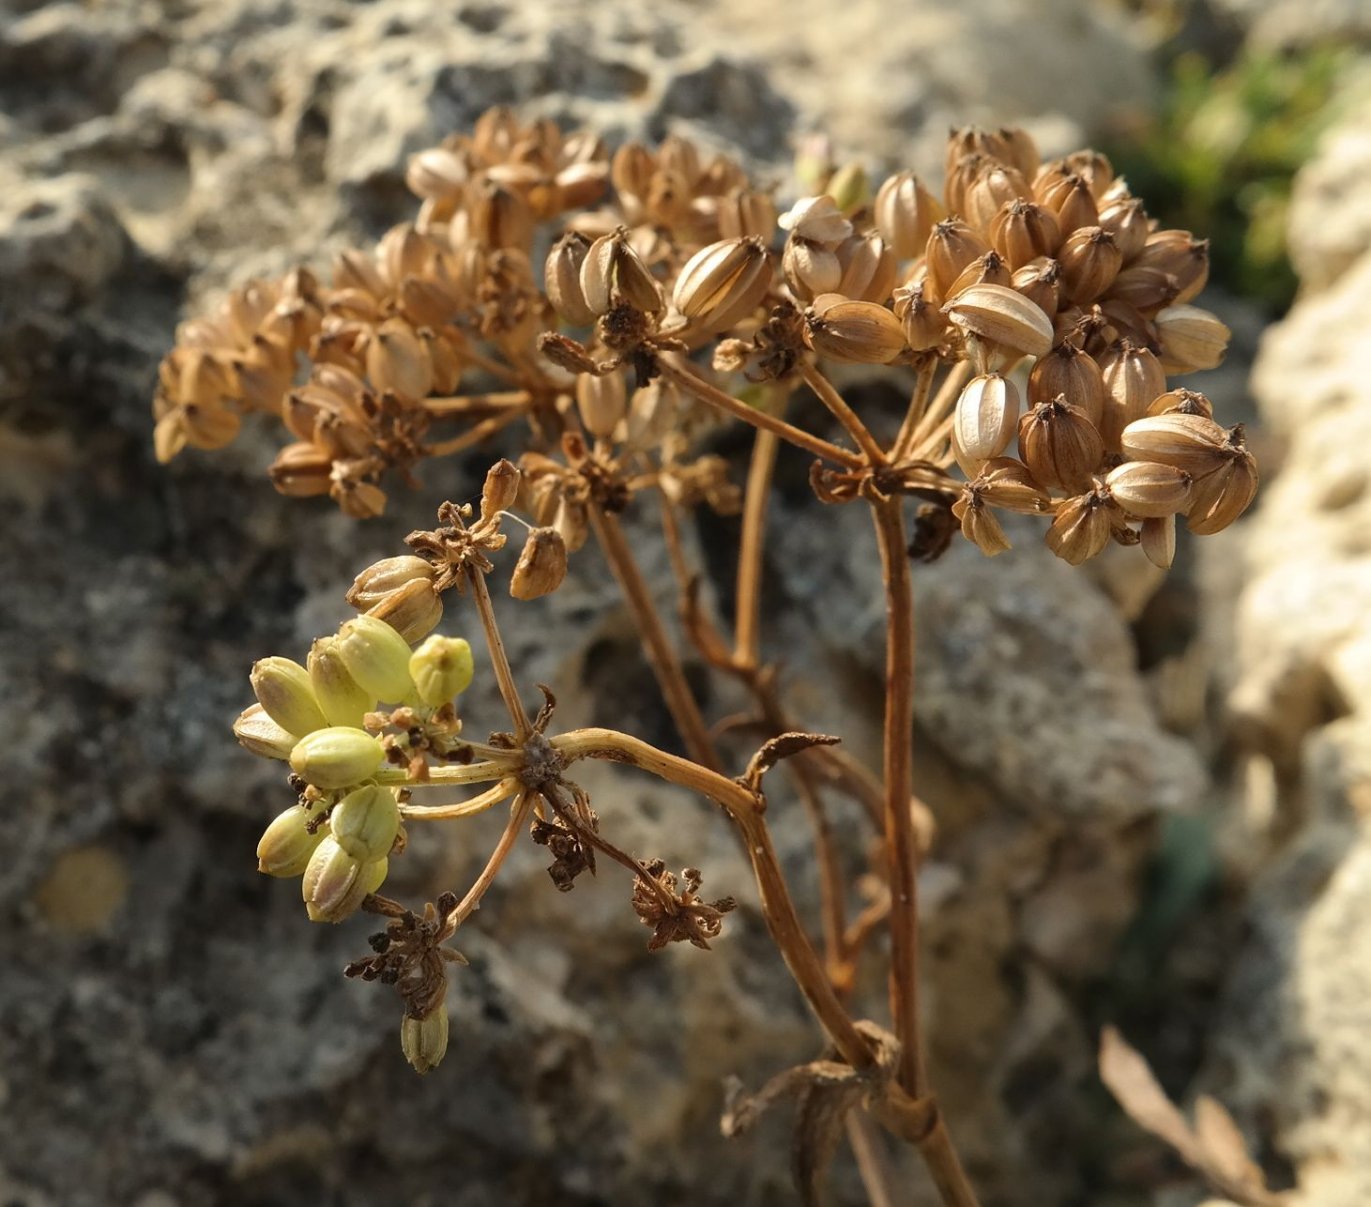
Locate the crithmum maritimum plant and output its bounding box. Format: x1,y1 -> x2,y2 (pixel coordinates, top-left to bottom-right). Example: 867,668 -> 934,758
156,107 -> 1257,1206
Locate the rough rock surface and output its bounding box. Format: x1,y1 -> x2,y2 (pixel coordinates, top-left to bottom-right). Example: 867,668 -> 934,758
1211,0 -> 1371,51
0,2 -> 1220,1205
1195,91 -> 1371,1207
1284,70 -> 1371,295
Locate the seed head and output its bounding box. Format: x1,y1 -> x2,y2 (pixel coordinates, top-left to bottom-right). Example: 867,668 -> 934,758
302,837 -> 388,923
1105,460 -> 1192,518
308,637 -> 376,730
1154,304 -> 1230,374
233,703 -> 298,761
1045,487 -> 1114,565
1120,413 -> 1230,475
873,170 -> 942,259
672,237 -> 772,334
952,373 -> 1020,475
804,296 -> 907,365
944,284 -> 1053,361
330,784 -> 402,862
545,232 -> 597,326
1017,396 -> 1104,494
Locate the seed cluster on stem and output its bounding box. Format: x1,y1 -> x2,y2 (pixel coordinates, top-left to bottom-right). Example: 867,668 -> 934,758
165,106 -> 1255,1207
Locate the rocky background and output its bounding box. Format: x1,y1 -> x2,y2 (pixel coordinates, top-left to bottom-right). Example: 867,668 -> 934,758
1,1 -> 1367,1204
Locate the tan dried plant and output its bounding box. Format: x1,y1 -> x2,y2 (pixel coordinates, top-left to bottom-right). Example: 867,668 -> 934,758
156,106 -> 1258,1206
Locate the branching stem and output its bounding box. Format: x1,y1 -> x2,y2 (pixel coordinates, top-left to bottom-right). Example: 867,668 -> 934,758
587,502 -> 722,772
800,361 -> 887,466
400,777 -> 520,820
657,354 -> 866,470
449,791 -> 535,928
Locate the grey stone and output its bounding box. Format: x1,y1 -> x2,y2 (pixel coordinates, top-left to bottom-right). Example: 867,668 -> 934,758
0,2 -> 1222,1205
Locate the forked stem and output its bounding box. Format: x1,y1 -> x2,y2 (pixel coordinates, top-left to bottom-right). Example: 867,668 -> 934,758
657,354 -> 866,470
449,791 -> 535,927
800,361 -> 887,466
553,726 -> 871,1068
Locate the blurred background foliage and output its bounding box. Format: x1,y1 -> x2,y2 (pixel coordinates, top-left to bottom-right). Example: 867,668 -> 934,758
1106,39 -> 1354,314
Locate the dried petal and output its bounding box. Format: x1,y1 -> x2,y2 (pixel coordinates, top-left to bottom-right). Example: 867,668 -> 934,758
1140,514 -> 1175,568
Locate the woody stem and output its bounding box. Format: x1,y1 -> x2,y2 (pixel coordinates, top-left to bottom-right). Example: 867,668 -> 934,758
449,791 -> 535,928
870,496 -> 979,1207
465,564 -> 533,739
735,424 -> 780,670
800,361 -> 887,466
587,502 -> 723,773
870,496 -> 924,1095
552,726 -> 871,1067
657,354 -> 866,470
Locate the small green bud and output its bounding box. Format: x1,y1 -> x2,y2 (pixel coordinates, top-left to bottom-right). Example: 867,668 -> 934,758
233,703 -> 296,760
250,657 -> 329,737
308,636 -> 376,728
330,784 -> 401,862
336,615 -> 415,702
257,803 -> 326,877
302,840 -> 389,923
827,162 -> 870,215
408,636 -> 475,707
289,726 -> 384,789
400,1000 -> 449,1074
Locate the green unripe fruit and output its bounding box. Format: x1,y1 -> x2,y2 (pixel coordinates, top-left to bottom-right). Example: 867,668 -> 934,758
256,803 -> 326,877
401,1000 -> 449,1074
250,657 -> 329,737
302,840 -> 389,923
289,726 -> 384,789
336,615 -> 415,702
329,784 -> 401,862
308,636 -> 376,728
408,636 -> 475,707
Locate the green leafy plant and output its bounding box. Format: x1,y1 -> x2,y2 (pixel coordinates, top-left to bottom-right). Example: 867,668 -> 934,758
1106,45 -> 1350,311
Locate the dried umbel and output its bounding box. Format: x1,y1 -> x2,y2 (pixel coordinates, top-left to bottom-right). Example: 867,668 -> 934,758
152,108 -> 1251,558
161,107 -> 1259,1207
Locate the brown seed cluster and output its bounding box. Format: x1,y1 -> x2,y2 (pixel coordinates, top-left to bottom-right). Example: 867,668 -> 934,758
153,107 -> 1255,567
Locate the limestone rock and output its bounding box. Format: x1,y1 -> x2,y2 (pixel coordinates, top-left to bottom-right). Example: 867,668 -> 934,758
0,2 -> 1194,1205
1287,94 -> 1371,293
1198,86 -> 1371,1207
